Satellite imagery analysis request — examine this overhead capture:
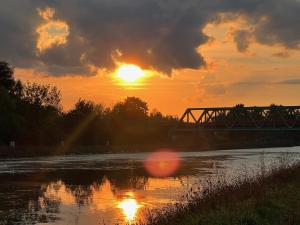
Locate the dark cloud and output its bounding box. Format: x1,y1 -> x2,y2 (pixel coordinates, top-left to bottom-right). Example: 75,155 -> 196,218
0,0 -> 299,76
233,29 -> 252,52
231,80 -> 267,86
227,0 -> 300,52
204,84 -> 226,95
252,1 -> 300,49
272,51 -> 290,58
231,77 -> 300,86
277,79 -> 300,85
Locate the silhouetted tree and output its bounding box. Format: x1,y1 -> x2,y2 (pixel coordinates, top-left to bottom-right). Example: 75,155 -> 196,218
0,87 -> 23,144
22,82 -> 61,110
112,97 -> 148,120
0,61 -> 15,93
62,99 -> 109,145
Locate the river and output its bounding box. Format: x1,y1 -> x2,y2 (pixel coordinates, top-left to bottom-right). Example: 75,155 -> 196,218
0,146 -> 300,225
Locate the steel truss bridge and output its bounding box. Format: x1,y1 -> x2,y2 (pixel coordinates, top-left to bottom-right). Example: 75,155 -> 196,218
174,106 -> 300,132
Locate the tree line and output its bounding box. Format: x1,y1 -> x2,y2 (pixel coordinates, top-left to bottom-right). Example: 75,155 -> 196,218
1,61 -> 299,153
0,61 -> 177,147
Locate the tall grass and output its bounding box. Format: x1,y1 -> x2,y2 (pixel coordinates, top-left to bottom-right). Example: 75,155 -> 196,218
136,153 -> 300,225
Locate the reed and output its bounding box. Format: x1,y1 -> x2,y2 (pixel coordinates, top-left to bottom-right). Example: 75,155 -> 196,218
137,153 -> 300,225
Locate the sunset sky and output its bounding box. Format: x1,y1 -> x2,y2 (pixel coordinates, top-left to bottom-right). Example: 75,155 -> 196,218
1,0 -> 300,116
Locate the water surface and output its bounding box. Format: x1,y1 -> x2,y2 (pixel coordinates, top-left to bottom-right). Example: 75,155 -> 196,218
0,146 -> 300,225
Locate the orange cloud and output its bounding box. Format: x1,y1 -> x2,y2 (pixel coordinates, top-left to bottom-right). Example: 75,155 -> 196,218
36,7 -> 69,52
37,7 -> 55,20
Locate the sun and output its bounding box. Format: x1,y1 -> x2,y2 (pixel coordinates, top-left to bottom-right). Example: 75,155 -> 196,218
116,64 -> 145,83
118,197 -> 142,222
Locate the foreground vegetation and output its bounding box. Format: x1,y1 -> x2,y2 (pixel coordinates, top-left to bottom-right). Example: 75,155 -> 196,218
141,158 -> 300,225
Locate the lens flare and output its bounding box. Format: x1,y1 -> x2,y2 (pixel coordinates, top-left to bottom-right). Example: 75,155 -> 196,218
144,150 -> 181,177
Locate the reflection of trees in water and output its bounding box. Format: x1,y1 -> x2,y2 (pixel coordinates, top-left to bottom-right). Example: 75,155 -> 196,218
106,169 -> 149,190
57,170 -> 105,207
65,185 -> 93,207
0,158 -> 215,224
0,175 -> 61,225
109,175 -> 149,196
61,168 -> 150,206
56,168 -> 149,206
0,168 -> 150,224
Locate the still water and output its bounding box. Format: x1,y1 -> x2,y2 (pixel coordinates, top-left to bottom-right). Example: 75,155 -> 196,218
0,146 -> 300,225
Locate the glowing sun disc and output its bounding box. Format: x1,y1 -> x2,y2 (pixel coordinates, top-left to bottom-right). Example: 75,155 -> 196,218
116,64 -> 145,83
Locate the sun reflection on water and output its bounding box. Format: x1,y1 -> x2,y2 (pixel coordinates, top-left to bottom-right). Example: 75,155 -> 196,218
117,193 -> 142,222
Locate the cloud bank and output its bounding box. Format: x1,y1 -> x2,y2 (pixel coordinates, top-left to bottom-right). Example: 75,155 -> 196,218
0,0 -> 299,76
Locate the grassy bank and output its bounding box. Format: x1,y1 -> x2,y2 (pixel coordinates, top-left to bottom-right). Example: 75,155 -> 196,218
141,160 -> 300,225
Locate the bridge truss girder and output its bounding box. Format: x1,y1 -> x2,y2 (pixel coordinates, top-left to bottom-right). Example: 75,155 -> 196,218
176,106 -> 300,131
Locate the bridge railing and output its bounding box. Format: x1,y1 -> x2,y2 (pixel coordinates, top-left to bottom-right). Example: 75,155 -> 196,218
176,106 -> 300,131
